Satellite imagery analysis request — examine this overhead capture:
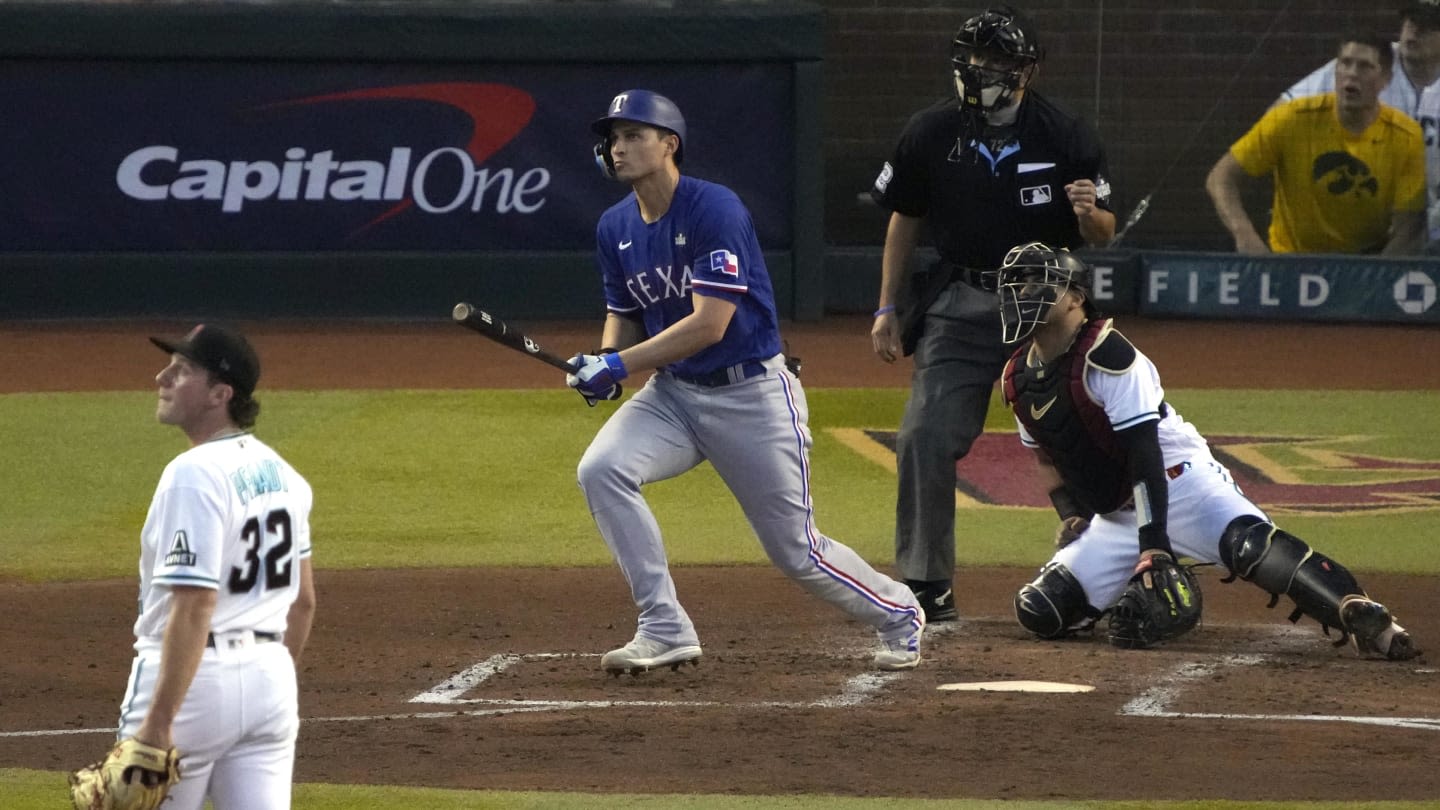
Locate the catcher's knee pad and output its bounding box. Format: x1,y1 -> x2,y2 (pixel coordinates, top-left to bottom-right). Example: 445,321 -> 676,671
1014,562 -> 1098,639
1218,515 -> 1361,631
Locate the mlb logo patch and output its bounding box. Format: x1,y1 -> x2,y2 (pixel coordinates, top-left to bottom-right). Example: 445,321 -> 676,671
709,249 -> 740,277
1020,185 -> 1052,206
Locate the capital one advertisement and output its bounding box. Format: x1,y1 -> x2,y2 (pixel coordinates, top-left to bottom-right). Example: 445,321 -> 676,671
0,63 -> 795,251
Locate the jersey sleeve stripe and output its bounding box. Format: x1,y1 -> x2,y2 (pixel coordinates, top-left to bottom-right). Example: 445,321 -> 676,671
692,279 -> 748,293
1112,412 -> 1161,430
153,573 -> 220,587
606,303 -> 641,314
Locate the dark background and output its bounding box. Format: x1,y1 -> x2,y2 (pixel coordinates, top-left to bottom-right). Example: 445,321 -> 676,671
817,0 -> 1407,250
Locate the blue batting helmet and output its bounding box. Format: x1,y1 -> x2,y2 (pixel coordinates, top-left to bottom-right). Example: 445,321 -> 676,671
592,89 -> 686,176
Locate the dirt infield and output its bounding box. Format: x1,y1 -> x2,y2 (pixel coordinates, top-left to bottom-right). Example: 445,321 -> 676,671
2,315 -> 1437,801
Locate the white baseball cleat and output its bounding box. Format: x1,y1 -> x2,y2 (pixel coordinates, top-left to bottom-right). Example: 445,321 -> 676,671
601,636 -> 703,677
874,608 -> 925,671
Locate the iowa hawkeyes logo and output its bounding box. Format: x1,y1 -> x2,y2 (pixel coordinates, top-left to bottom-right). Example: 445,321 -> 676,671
1311,151 -> 1379,197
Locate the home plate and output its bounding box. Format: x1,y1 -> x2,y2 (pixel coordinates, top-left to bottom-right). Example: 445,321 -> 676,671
937,680 -> 1094,693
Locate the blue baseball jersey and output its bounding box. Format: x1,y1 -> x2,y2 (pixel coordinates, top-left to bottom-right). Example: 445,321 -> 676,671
595,175 -> 781,376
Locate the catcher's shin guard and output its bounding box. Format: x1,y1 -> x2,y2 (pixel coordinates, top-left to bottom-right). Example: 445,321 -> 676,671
1015,562 -> 1099,639
1218,515 -> 1364,643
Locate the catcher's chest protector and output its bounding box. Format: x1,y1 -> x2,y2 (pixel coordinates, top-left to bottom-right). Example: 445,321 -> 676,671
1003,318 -> 1129,514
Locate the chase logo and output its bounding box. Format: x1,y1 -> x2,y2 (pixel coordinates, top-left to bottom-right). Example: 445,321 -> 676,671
1393,271 -> 1436,315
115,83 -> 540,236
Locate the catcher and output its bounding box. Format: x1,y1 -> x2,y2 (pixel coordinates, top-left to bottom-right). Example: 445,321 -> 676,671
72,324 -> 317,810
996,242 -> 1419,659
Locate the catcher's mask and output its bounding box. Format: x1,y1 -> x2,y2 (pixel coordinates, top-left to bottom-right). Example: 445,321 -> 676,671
997,241 -> 1092,344
951,5 -> 1042,116
592,89 -> 686,179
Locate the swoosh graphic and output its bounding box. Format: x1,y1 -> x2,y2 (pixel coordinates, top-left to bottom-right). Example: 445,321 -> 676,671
1030,397 -> 1057,420
253,83 -> 537,237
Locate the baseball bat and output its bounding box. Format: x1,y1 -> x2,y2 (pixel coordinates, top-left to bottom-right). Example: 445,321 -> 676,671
451,302 -> 579,374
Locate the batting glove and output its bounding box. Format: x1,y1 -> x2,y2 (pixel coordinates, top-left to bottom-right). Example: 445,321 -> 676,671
567,353 -> 627,406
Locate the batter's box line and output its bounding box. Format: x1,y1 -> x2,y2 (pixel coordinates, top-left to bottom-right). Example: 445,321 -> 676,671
0,655 -> 908,740
1119,653 -> 1440,732
409,652 -> 903,709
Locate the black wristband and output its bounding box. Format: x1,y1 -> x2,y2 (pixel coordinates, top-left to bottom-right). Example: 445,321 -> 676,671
1138,523 -> 1173,555
1048,485 -> 1083,521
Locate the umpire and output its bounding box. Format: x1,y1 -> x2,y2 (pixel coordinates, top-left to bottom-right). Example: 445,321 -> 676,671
869,5 -> 1116,622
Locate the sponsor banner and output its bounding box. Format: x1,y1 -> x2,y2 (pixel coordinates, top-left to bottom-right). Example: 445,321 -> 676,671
1074,248 -> 1139,315
1140,253 -> 1440,323
0,63 -> 794,251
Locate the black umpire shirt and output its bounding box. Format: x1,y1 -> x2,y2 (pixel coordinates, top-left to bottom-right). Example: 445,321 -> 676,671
871,90 -> 1113,270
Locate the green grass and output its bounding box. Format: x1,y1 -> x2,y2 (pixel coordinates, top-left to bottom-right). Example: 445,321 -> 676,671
4,388 -> 1439,810
3,388 -> 1439,581
5,768 -> 1437,809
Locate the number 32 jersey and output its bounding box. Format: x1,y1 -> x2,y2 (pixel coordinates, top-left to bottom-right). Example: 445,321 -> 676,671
134,433 -> 313,644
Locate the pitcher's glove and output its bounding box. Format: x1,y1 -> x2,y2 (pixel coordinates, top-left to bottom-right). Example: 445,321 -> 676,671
1107,551 -> 1203,649
69,737 -> 181,810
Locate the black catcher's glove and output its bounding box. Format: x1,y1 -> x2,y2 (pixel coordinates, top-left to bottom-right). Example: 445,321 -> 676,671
1108,551 -> 1203,649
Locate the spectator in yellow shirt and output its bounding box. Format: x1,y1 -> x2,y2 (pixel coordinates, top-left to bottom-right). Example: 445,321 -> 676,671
1206,34 -> 1426,255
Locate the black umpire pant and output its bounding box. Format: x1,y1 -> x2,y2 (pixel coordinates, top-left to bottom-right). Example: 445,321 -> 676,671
894,279 -> 1010,584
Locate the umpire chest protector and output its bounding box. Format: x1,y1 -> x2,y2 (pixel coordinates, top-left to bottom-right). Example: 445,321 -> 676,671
1002,318 -> 1137,514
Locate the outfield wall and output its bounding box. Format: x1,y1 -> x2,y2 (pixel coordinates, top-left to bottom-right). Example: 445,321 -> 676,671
826,249 -> 1440,325
0,0 -> 824,320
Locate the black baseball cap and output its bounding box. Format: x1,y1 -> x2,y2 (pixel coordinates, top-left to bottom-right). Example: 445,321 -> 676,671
1403,0 -> 1440,25
150,323 -> 260,398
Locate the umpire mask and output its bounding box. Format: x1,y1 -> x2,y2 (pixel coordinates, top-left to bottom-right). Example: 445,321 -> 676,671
951,6 -> 1042,117
998,241 -> 1092,344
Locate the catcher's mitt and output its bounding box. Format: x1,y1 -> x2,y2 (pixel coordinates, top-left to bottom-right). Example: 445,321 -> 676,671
1108,551 -> 1203,649
69,737 -> 181,810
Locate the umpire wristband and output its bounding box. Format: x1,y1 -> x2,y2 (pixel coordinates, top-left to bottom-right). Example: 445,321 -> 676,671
873,305 -> 896,317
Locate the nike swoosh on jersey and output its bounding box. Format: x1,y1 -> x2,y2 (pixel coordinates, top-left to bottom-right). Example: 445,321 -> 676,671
1030,396 -> 1057,420
619,240 -> 633,250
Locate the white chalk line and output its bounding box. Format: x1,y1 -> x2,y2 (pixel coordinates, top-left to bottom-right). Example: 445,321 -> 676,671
7,630 -> 1435,739
412,652 -> 902,709
0,652 -> 903,739
1118,649 -> 1440,731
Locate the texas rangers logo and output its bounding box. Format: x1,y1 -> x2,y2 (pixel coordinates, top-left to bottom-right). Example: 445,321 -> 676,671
710,249 -> 740,278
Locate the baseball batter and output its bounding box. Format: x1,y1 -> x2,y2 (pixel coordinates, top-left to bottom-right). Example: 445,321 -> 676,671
115,324 -> 316,809
570,89 -> 924,675
996,242 -> 1419,660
